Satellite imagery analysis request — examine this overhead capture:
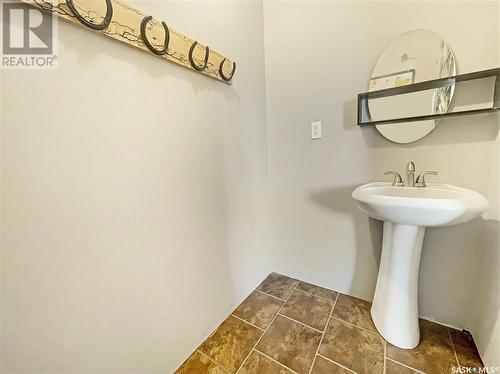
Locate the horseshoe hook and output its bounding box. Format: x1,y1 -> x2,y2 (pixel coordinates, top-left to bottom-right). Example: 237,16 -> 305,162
140,16 -> 170,55
219,58 -> 236,82
66,0 -> 113,30
189,41 -> 209,71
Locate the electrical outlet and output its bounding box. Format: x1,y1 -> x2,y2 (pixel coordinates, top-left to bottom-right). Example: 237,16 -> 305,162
311,121 -> 322,139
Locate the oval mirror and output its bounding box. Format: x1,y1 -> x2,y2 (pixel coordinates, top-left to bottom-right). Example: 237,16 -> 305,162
368,29 -> 456,143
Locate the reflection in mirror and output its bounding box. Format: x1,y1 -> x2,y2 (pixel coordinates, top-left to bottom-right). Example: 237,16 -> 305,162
368,29 -> 456,143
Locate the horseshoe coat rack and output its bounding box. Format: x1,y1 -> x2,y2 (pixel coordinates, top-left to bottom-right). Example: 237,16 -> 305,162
21,0 -> 236,84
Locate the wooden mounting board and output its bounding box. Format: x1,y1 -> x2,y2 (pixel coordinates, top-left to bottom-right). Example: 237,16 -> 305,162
20,0 -> 235,83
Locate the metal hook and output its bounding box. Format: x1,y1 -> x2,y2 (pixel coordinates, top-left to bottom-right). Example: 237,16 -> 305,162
140,16 -> 170,55
66,0 -> 113,31
219,58 -> 236,82
189,41 -> 209,71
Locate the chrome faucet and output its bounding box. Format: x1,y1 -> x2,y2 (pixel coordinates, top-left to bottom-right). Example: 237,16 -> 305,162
384,161 -> 437,188
384,171 -> 403,186
405,161 -> 416,187
415,171 -> 438,187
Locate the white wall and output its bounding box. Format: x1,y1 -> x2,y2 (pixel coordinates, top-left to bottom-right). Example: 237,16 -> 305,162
263,0 -> 499,366
0,1 -> 271,372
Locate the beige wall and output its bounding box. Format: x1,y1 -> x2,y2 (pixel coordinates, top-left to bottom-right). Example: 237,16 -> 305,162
2,0 -> 500,371
0,1 -> 271,372
470,2 -> 500,365
263,0 -> 499,366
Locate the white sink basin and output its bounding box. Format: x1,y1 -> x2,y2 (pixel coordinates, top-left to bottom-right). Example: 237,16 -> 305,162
352,182 -> 488,227
352,182 -> 488,349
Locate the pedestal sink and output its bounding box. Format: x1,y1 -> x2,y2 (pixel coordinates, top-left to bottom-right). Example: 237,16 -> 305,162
352,182 -> 488,349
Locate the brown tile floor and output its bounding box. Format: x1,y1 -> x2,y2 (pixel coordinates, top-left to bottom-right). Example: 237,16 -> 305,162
175,273 -> 484,374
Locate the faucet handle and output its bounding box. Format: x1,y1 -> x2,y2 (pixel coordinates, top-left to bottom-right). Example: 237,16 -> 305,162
416,171 -> 438,187
384,171 -> 403,186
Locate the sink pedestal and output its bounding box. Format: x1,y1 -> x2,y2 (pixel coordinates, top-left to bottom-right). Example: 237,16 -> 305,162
371,222 -> 425,349
353,182 -> 488,349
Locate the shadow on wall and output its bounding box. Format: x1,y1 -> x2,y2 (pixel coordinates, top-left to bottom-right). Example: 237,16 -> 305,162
417,216 -> 488,326
309,185 -> 383,298
473,218 -> 500,359
55,5 -> 241,103
309,185 -> 496,327
343,99 -> 499,148
342,72 -> 499,148
358,113 -> 499,149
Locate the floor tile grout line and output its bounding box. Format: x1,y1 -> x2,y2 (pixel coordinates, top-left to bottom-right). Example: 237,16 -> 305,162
331,291 -> 339,314
235,282 -> 300,374
230,314 -> 266,332
186,276 -> 470,374
448,327 -> 461,368
277,312 -> 324,334
329,315 -> 379,336
386,357 -> 428,374
255,289 -> 287,302
235,282 -> 299,373
284,281 -> 300,299
308,292 -> 339,374
254,348 -> 298,374
383,340 -> 387,374
294,284 -> 339,303
327,292 -> 339,333
195,349 -> 232,374
316,353 -> 357,373
257,283 -> 340,304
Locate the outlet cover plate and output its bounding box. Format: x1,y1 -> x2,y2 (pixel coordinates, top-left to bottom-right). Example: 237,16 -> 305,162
311,121 -> 322,139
